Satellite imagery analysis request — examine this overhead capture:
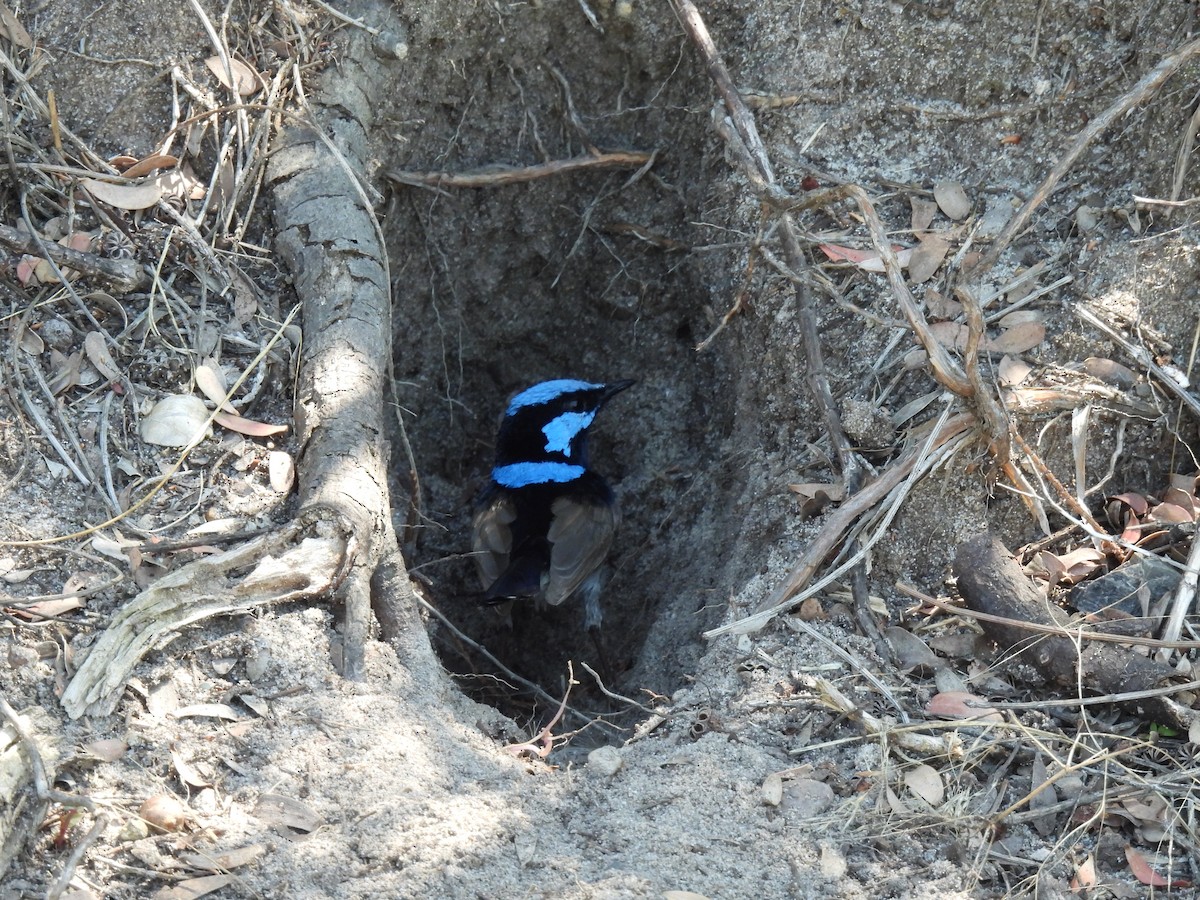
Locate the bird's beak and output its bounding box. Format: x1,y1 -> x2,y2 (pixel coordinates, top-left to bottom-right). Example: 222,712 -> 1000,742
601,379 -> 636,404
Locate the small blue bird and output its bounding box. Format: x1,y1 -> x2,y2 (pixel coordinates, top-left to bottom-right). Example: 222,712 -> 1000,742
472,378 -> 634,630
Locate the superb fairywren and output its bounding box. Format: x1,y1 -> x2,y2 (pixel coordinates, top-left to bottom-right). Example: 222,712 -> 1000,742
472,379 -> 634,630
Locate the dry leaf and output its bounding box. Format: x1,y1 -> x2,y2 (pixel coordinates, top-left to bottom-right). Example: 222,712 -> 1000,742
1124,844 -> 1191,888
907,233 -> 950,284
268,450 -> 295,493
1070,854 -> 1097,891
883,784 -> 909,815
195,362 -> 237,413
152,875 -> 233,900
141,394 -> 211,448
1030,753 -> 1058,836
172,750 -> 213,789
153,167 -> 206,203
1085,357 -> 1136,389
85,738 -> 128,762
83,331 -> 121,382
229,266 -> 260,326
1108,492 -> 1149,518
762,772 -> 784,806
929,320 -> 968,351
82,177 -> 163,210
997,354 -> 1032,386
786,481 -> 844,520
987,321 -> 1045,354
213,410 -> 288,438
16,597 -> 82,620
818,242 -> 913,271
18,326 -> 43,355
1162,487 -> 1197,519
46,349 -> 81,396
905,764 -> 944,807
1169,472 -> 1199,493
885,626 -> 941,674
1150,502 -> 1193,524
121,154 -> 178,180
15,255 -> 36,284
0,2 -> 33,48
204,55 -> 263,97
252,793 -> 322,833
997,309 -> 1043,328
925,691 -> 1003,722
933,181 -> 971,220
910,196 -> 937,233
925,292 -> 962,320
173,703 -> 241,721
179,844 -> 266,873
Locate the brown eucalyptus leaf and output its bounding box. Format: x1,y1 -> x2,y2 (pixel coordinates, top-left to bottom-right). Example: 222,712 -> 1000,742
268,451 -> 295,493
998,354 -> 1032,386
925,691 -> 1003,722
204,55 -> 263,97
213,410 -> 288,437
121,154 -> 178,179
905,763 -> 944,807
987,321 -> 1045,354
152,875 -> 232,900
140,394 -> 210,448
929,320 -> 968,351
0,2 -> 33,48
907,233 -> 949,284
910,197 -> 937,232
180,844 -> 266,873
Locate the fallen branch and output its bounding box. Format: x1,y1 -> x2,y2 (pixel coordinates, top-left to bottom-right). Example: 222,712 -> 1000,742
0,222 -> 145,292
951,533 -> 1192,730
61,509 -> 354,718
387,150 -> 655,189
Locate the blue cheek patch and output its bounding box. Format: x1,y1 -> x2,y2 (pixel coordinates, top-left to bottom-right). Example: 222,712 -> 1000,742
507,379 -> 599,415
493,462 -> 586,488
542,411 -> 595,456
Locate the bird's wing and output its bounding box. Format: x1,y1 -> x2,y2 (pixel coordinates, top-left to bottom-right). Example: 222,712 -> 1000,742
544,494 -> 619,605
471,493 -> 516,591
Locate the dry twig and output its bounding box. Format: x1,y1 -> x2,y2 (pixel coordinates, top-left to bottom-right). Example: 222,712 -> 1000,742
388,151 -> 655,190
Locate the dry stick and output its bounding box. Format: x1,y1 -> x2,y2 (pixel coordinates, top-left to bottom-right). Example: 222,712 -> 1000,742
1075,305 -> 1200,422
973,35 -> 1200,273
46,813 -> 110,900
667,0 -> 905,658
0,696 -> 93,812
1164,534 -> 1200,646
0,223 -> 144,292
387,151 -> 654,190
900,586 -> 1200,651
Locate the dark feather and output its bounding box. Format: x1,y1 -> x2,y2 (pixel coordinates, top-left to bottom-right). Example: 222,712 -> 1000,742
545,494 -> 619,605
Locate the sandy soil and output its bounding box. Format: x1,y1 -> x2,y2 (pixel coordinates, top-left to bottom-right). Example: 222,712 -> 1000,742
3,1 -> 1200,898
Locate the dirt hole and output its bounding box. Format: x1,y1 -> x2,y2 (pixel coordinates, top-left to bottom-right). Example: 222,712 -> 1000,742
382,3 -> 745,723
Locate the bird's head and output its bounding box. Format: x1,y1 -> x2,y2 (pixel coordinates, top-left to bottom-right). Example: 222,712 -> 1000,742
493,378 -> 634,471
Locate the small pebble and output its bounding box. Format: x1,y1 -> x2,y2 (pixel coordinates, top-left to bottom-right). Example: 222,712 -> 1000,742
588,746 -> 623,776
